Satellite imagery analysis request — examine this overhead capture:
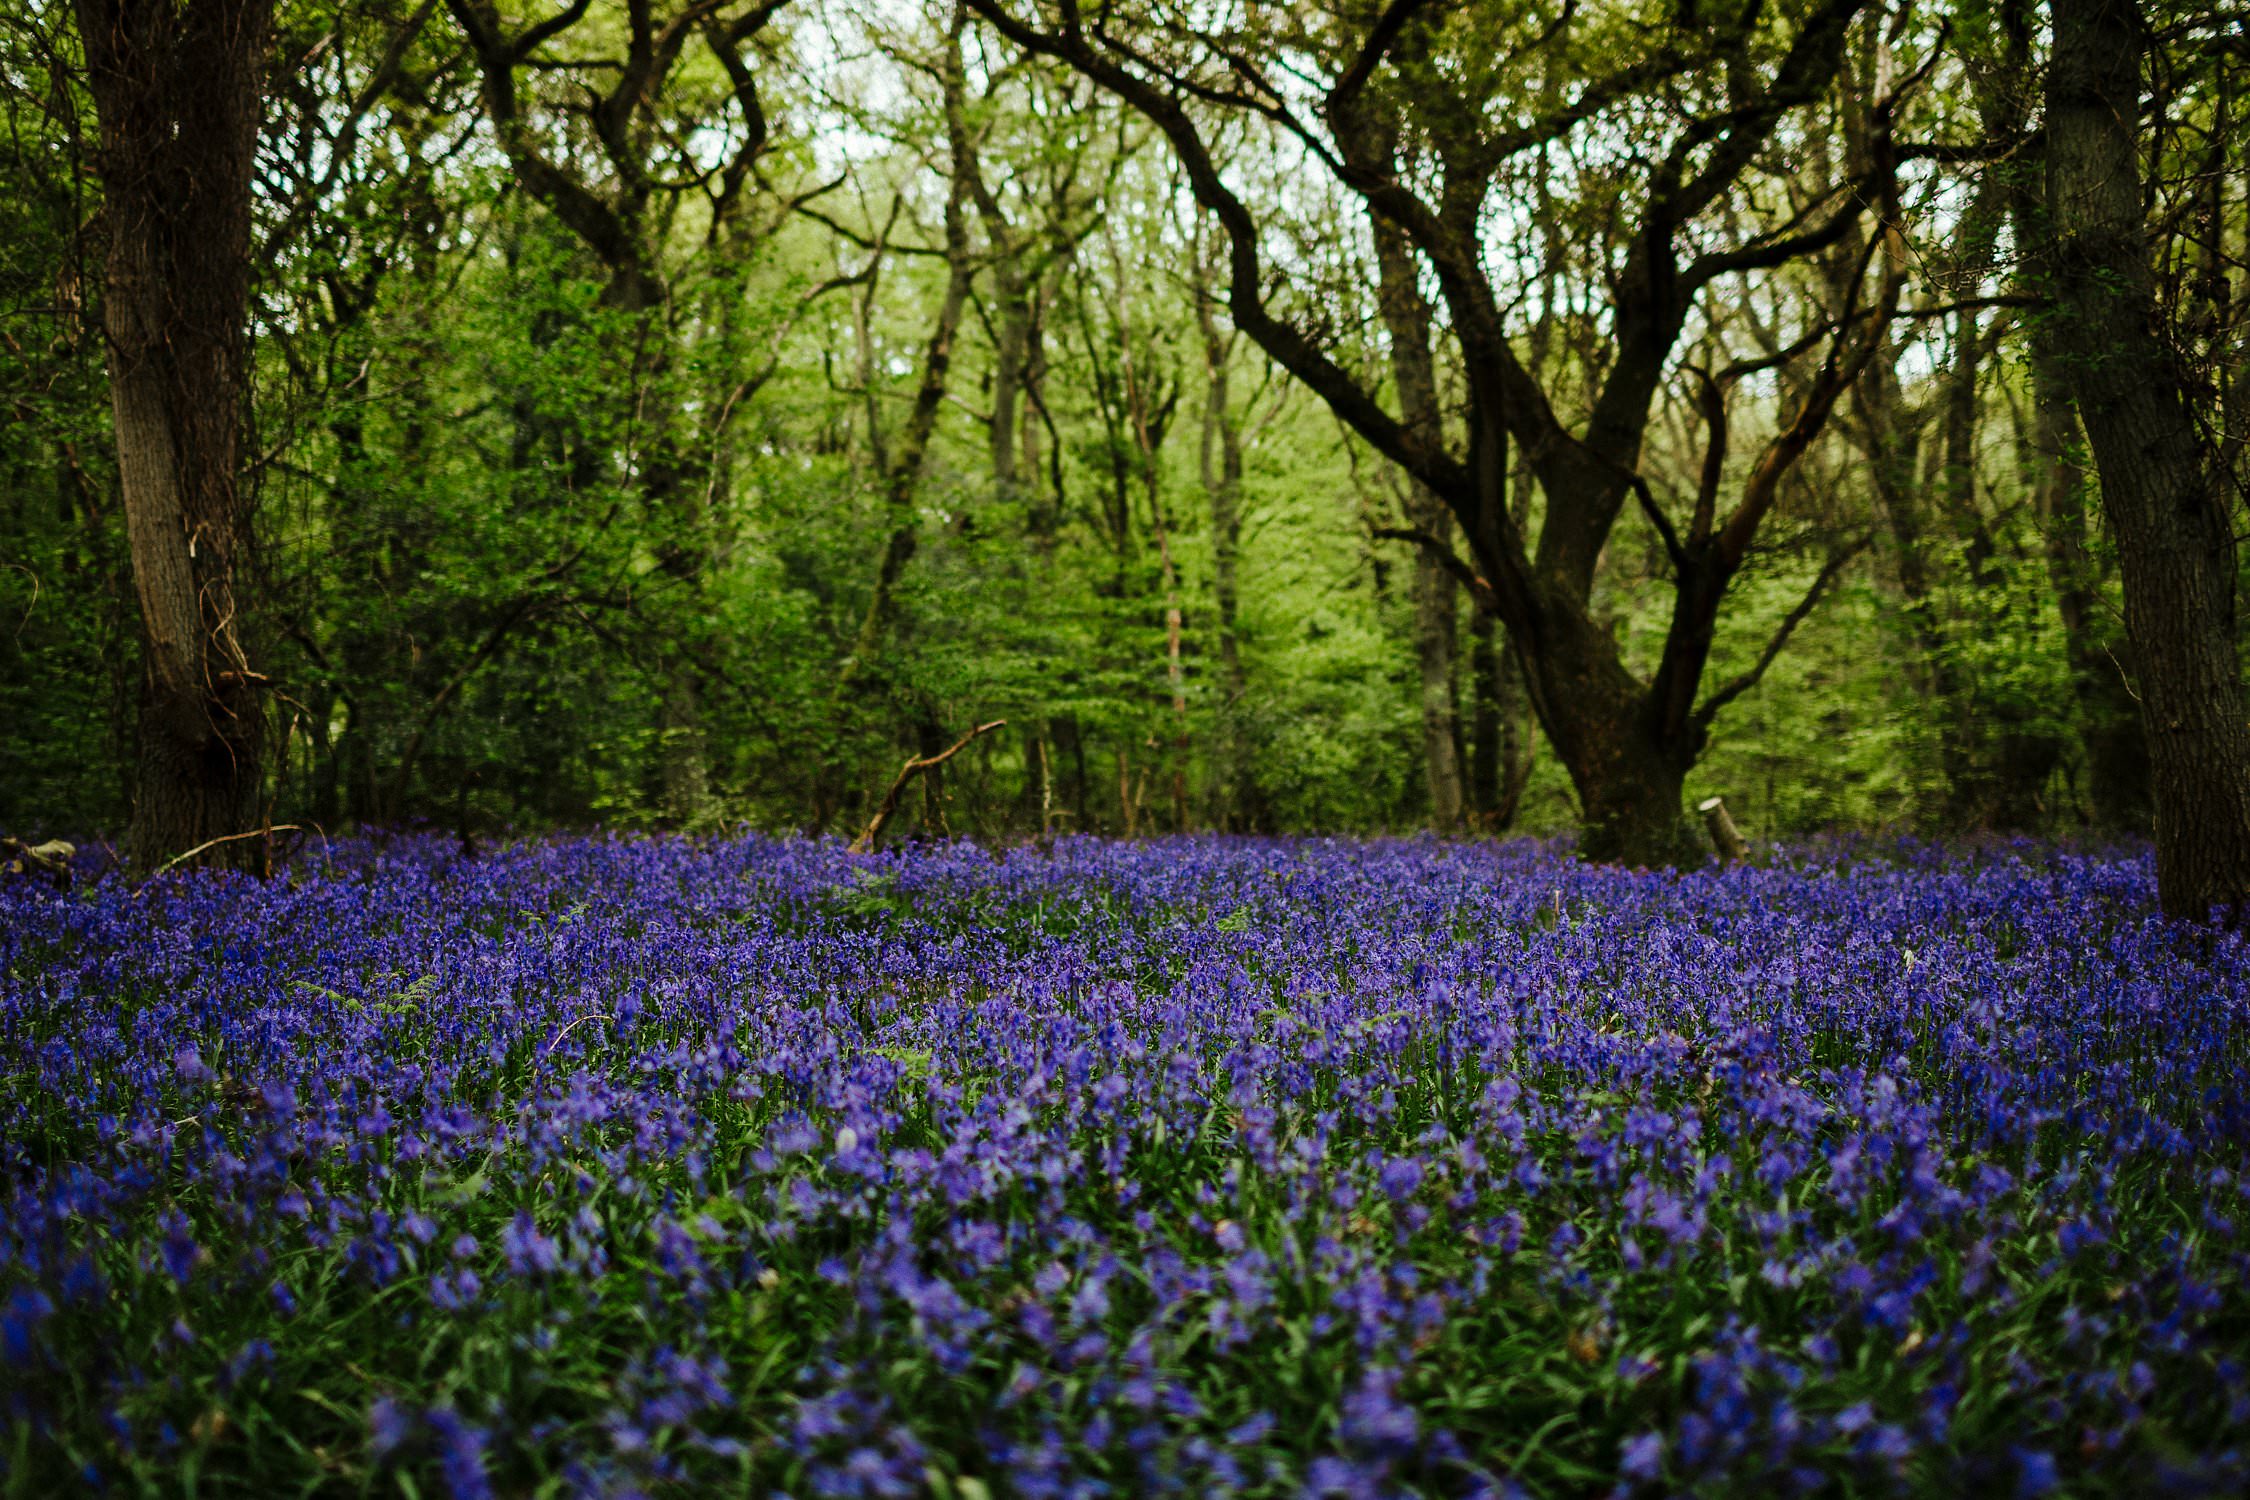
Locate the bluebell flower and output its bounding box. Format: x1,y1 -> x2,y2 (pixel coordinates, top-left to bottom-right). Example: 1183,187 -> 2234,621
2014,1447 -> 2059,1497
369,1396 -> 412,1459
2,1286 -> 53,1366
501,1212 -> 561,1275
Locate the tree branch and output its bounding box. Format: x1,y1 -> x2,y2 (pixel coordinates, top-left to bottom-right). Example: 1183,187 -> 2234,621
1692,539 -> 1866,730
1370,526 -> 1494,604
849,719 -> 1007,854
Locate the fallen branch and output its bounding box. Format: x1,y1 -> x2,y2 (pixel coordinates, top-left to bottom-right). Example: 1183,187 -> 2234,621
137,825 -> 303,888
849,720 -> 1005,855
2,837 -> 75,887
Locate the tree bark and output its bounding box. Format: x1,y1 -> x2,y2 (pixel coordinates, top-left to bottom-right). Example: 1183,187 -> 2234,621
838,181 -> 976,687
1194,269 -> 1261,831
2045,0 -> 2250,920
2023,322 -> 2149,823
1993,0 -> 2148,827
1370,200 -> 1465,833
76,0 -> 274,870
1467,609 -> 1533,832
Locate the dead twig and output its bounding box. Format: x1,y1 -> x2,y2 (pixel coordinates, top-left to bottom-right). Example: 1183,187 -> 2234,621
136,825 -> 303,888
849,720 -> 1005,855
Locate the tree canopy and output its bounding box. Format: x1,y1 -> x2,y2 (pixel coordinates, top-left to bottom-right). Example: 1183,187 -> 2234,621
4,0 -> 2247,876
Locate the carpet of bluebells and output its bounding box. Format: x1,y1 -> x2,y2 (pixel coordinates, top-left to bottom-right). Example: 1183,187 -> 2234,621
4,835 -> 2250,1497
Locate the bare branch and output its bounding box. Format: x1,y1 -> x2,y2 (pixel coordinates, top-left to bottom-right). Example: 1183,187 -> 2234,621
1692,539 -> 1866,730
1325,0 -> 1436,114
850,720 -> 1008,854
1370,526 -> 1494,604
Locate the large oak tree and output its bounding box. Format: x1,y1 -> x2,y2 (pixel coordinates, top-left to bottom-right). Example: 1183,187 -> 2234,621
963,0 -> 1962,863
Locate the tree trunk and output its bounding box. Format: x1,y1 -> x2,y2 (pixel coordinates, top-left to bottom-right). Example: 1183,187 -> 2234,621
2046,0 -> 2250,919
1994,2 -> 2150,828
1468,609 -> 1534,832
913,711 -> 949,838
1409,538 -> 1465,832
1103,221 -> 1188,832
658,672 -> 712,827
1196,282 -> 1261,831
1853,344 -> 1990,820
1053,712 -> 1091,833
989,258 -> 1030,515
840,137 -> 977,690
76,0 -> 274,870
1935,76 -> 2063,831
1370,218 -> 1466,832
1523,592 -> 1705,866
2024,326 -> 2150,824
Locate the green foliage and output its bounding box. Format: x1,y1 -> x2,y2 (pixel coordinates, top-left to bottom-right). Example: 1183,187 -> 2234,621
0,0 -> 2203,847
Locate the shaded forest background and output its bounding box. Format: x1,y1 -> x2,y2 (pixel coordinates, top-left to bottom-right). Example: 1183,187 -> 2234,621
2,0 -> 2243,850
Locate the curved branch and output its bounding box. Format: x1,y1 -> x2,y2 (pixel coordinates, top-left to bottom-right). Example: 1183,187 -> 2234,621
962,0 -> 1475,513
850,720 -> 1007,854
1692,539 -> 1866,730
1370,526 -> 1494,605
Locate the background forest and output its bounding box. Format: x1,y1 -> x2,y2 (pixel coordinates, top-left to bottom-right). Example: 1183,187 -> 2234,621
1,0 -> 2242,852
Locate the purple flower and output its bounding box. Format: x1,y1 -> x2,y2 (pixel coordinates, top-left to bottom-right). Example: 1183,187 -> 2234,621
1307,1454 -> 1386,1499
223,1338 -> 274,1388
3,1286 -> 54,1365
501,1212 -> 560,1275
2015,1447 -> 2059,1497
1340,1366 -> 1418,1457
653,1216 -> 704,1279
369,1396 -> 412,1459
425,1405 -> 492,1500
1377,1157 -> 1424,1202
155,1212 -> 203,1285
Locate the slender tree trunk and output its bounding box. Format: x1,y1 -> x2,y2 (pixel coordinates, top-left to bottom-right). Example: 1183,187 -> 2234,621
2046,0 -> 2250,919
1054,712 -> 1090,832
1468,609 -> 1533,832
1408,529 -> 1464,831
1936,78 -> 2062,830
2023,325 -> 2149,823
839,194 -> 975,687
1854,348 -> 1984,816
1104,224 -> 1187,831
76,0 -> 274,870
1196,283 -> 1260,830
989,259 -> 1030,514
1370,219 -> 1465,832
658,675 -> 711,825
1022,265 -> 1065,549
913,710 -> 950,838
